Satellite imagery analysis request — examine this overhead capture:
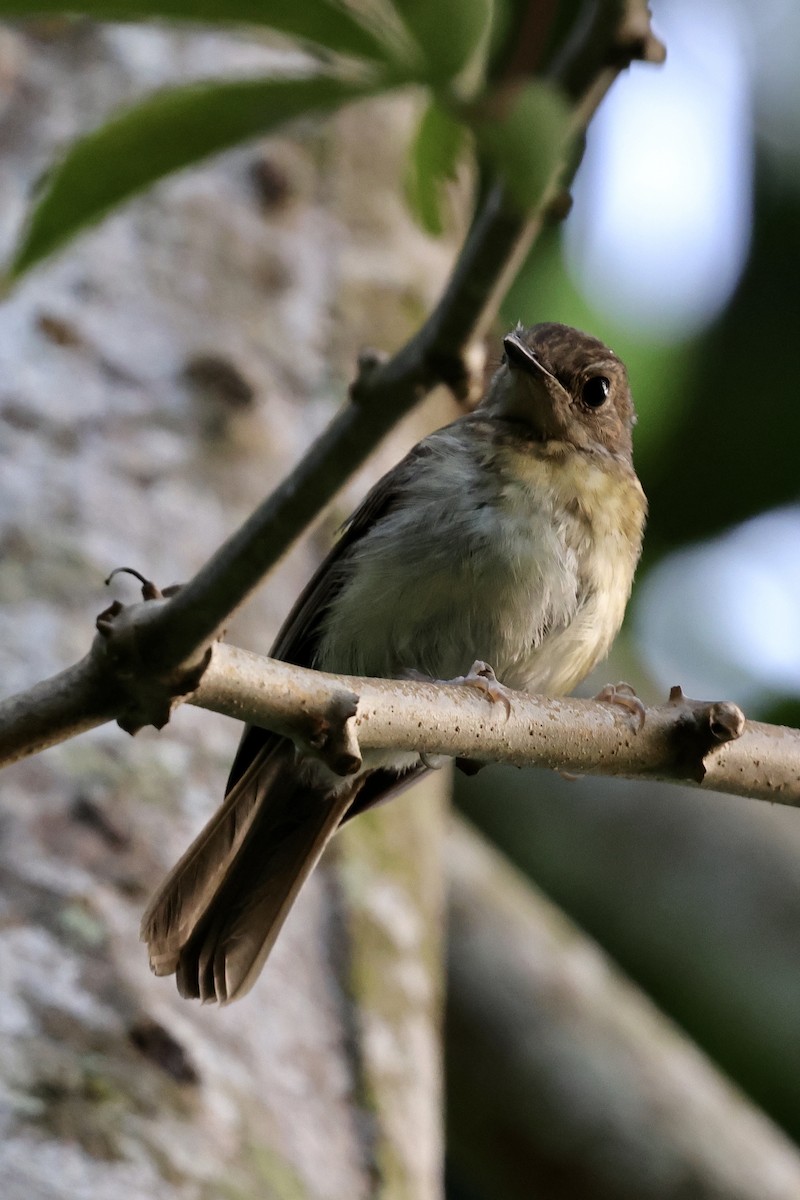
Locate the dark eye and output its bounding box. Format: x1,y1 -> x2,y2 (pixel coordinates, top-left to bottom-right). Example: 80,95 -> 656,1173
582,375 -> 610,409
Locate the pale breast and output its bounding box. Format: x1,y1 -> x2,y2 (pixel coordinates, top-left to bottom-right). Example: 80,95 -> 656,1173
315,430 -> 645,697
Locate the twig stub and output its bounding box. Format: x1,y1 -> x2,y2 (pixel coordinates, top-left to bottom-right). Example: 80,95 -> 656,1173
303,690 -> 362,776
104,566 -> 164,601
667,686 -> 746,783
94,597 -> 214,735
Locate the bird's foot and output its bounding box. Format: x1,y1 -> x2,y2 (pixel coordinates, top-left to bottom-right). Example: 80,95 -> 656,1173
405,660 -> 514,718
448,660 -> 514,720
594,682 -> 646,732
419,752 -> 446,770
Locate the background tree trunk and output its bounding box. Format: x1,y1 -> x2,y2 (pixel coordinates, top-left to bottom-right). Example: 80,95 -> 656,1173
0,20 -> 454,1198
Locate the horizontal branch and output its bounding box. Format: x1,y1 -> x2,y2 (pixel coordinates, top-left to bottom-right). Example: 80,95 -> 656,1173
188,644 -> 800,805
3,633 -> 797,805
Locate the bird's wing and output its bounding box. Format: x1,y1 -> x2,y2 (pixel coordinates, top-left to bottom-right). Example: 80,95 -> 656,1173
225,437 -> 435,791
142,438 -> 435,997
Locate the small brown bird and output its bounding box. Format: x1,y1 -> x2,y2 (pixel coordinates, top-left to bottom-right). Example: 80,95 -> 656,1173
142,322 -> 647,1003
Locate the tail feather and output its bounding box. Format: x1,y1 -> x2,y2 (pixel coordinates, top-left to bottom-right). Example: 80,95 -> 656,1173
141,742 -> 363,1003
175,777 -> 358,1002
140,738 -> 286,969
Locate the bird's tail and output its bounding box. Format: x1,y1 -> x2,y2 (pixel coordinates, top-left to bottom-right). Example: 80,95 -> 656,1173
141,743 -> 358,1003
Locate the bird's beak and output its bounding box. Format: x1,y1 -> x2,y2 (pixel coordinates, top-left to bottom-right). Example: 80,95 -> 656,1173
503,332 -> 545,377
496,331 -> 569,440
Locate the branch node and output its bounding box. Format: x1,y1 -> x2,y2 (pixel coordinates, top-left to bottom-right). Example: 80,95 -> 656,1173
544,188 -> 574,224
116,646 -> 213,736
105,561 -> 185,600
93,597 -> 214,735
349,348 -> 389,404
105,566 -> 164,601
666,686 -> 747,783
96,600 -> 124,636
303,689 -> 362,775
708,701 -> 746,745
616,10 -> 667,67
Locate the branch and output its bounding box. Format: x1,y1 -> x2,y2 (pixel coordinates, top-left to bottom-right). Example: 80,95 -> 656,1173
0,653 -> 117,764
0,2 -> 667,772
191,649 -> 800,804
5,635 -> 795,808
124,0 -> 665,676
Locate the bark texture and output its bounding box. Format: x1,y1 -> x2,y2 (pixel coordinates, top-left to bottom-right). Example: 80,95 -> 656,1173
0,19 -> 452,1198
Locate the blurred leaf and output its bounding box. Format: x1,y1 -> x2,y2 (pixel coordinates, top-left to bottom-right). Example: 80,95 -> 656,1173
405,100 -> 466,235
9,74 -> 382,277
475,81 -> 570,212
392,0 -> 493,82
0,0 -> 389,62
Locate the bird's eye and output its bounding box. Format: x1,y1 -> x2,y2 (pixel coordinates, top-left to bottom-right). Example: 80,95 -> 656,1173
582,375 -> 610,409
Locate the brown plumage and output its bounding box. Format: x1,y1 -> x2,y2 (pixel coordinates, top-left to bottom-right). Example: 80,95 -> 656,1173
141,323 -> 647,1002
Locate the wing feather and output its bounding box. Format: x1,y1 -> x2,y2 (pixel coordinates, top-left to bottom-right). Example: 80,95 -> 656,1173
142,437 -> 435,998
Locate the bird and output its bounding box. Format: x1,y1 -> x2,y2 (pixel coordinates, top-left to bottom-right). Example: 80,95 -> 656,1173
141,321 -> 647,1003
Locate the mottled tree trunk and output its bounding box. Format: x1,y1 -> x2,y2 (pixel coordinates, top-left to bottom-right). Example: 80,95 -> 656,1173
0,20 -> 453,1198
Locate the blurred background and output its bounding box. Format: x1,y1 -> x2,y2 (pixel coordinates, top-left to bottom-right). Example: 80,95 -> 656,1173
1,0 -> 799,1197
454,0 -> 800,1192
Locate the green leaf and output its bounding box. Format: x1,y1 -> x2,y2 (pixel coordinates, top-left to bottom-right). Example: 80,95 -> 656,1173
9,74 -> 382,277
0,1 -> 388,63
475,81 -> 571,212
392,0 -> 493,82
405,99 -> 466,235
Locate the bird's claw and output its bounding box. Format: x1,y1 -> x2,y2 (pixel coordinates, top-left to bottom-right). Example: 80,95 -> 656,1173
419,752 -> 446,770
595,682 -> 646,732
404,661 -> 514,719
449,660 -> 514,720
